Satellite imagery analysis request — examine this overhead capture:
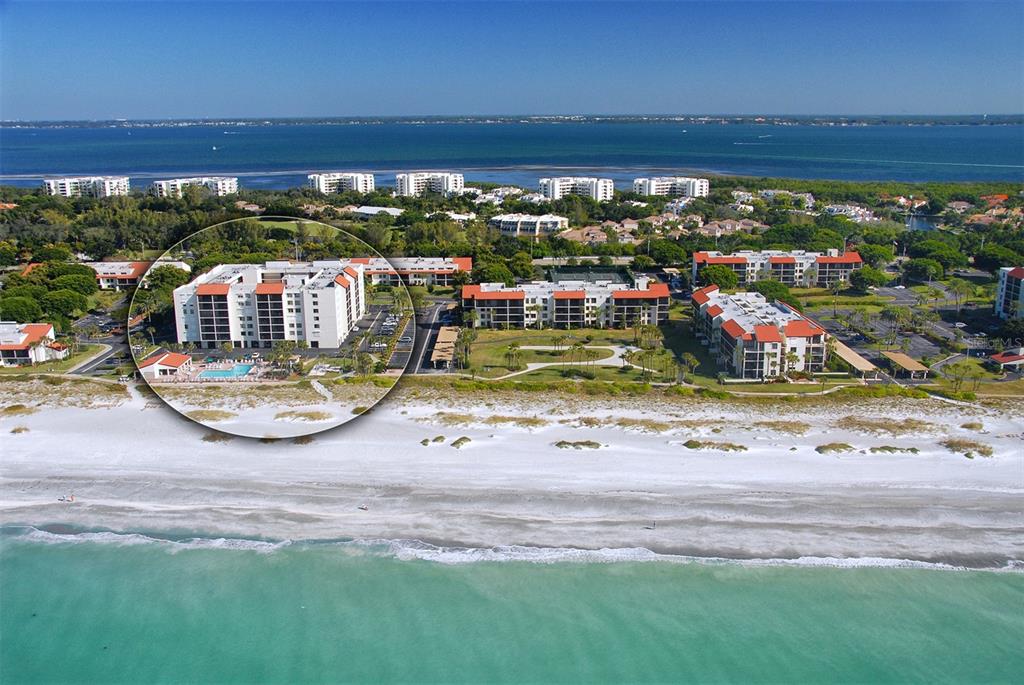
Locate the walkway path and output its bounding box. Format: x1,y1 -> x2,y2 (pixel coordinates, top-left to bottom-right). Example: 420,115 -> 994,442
475,344 -> 636,380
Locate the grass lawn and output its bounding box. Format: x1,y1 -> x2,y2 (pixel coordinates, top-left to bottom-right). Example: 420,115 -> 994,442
0,344 -> 105,375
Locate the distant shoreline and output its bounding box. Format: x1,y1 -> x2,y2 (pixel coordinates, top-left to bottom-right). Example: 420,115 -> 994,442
4,114 -> 1024,129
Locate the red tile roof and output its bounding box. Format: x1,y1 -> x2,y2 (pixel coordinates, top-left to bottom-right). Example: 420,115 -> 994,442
754,325 -> 783,343
92,261 -> 153,280
1007,267 -> 1024,279
705,304 -> 724,317
691,284 -> 719,305
474,290 -> 525,301
196,283 -> 231,296
769,256 -> 796,265
0,323 -> 53,351
452,257 -> 473,272
553,290 -> 586,299
721,319 -> 747,339
138,352 -> 191,369
344,266 -> 361,280
784,320 -> 825,337
334,274 -> 351,289
254,283 -> 285,295
461,284 -> 525,301
816,252 -> 862,264
990,351 -> 1024,364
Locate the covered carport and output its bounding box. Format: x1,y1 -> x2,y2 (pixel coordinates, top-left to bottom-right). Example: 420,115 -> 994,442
881,351 -> 930,380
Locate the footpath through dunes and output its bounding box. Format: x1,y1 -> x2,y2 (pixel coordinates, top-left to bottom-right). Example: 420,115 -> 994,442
1,380 -> 1022,565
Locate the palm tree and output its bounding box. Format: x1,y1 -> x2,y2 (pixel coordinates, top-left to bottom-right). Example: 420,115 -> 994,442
947,278 -> 974,313
682,352 -> 700,381
569,342 -> 585,366
829,280 -> 844,318
145,326 -> 156,345
504,343 -> 522,370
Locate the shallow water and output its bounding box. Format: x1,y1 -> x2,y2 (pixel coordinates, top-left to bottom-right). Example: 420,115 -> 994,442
2,528 -> 1021,684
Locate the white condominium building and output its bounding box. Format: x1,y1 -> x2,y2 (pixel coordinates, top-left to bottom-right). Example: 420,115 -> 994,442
692,249 -> 863,287
632,176 -> 709,198
488,213 -> 569,240
462,278 -> 670,329
352,257 -> 473,287
308,172 -> 376,194
395,172 -> 465,197
173,260 -> 367,349
995,267 -> 1024,320
691,284 -> 828,380
539,176 -> 615,202
0,322 -> 68,367
43,176 -> 130,198
151,176 -> 239,197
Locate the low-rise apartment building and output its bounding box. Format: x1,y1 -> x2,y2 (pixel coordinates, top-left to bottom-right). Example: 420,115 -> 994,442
759,189 -> 815,208
0,322 -> 69,367
462,277 -> 669,329
539,177 -> 615,201
43,176 -> 130,198
691,285 -> 828,379
488,213 -> 569,239
85,261 -> 191,290
395,172 -> 464,197
151,176 -> 239,197
632,176 -> 709,198
351,257 -> 473,287
173,260 -> 367,349
995,266 -> 1024,320
308,172 -> 376,194
692,250 -> 863,287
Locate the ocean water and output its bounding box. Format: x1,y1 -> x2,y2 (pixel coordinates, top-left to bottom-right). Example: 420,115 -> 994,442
2,528 -> 1022,684
1,122 -> 1022,189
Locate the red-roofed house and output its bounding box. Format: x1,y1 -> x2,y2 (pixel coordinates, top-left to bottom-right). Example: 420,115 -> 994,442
137,351 -> 194,380
0,322 -> 69,366
989,347 -> 1024,370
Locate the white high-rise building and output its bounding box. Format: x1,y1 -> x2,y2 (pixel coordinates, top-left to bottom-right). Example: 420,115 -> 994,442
43,176 -> 130,198
995,267 -> 1024,320
308,172 -> 376,194
539,177 -> 615,202
173,260 -> 367,349
395,172 -> 464,197
632,176 -> 709,198
151,177 -> 239,198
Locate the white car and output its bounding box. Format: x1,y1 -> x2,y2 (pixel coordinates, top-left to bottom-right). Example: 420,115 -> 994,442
954,322 -> 967,329
894,285 -> 906,290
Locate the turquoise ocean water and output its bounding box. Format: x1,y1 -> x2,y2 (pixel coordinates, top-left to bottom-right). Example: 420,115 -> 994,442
2,528 -> 1022,684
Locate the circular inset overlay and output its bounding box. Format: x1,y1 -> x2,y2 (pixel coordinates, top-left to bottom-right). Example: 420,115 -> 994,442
129,217 -> 414,438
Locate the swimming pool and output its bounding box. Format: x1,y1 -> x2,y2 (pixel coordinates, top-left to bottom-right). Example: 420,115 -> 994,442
198,364 -> 254,380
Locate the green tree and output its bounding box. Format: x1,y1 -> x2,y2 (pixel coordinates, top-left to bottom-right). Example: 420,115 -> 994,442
902,258 -> 943,283
848,266 -> 890,291
0,296 -> 43,322
42,289 -> 88,317
699,264 -> 740,290
946,278 -> 974,313
51,274 -> 99,296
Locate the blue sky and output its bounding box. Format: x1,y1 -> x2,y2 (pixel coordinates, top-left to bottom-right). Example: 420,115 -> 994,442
1,1 -> 1022,119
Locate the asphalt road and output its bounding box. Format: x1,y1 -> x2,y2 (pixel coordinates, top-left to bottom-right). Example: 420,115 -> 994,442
409,303 -> 445,373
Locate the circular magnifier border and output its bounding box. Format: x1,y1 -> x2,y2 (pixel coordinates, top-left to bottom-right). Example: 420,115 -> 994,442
127,216 -> 416,439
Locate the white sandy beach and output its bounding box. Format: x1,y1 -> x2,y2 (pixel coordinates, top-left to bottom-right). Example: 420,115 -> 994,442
1,380 -> 1022,567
